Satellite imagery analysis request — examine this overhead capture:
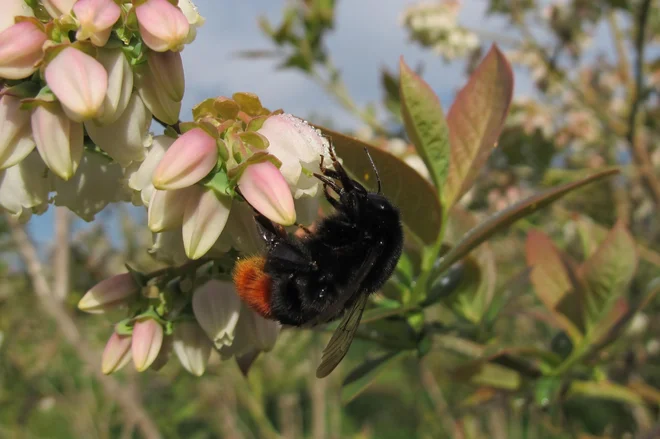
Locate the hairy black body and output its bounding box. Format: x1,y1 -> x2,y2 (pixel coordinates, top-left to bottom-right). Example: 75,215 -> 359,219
244,146 -> 404,376
262,186 -> 402,326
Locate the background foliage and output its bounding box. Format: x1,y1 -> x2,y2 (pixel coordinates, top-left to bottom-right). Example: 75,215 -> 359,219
3,0 -> 660,438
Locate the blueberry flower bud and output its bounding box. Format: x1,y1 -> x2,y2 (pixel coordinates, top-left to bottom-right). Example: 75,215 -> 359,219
101,332 -> 132,375
238,161 -> 296,226
136,0 -> 190,52
182,187 -> 232,260
45,47 -> 108,122
152,128 -> 217,190
131,318 -> 164,372
77,272 -> 139,314
0,21 -> 48,80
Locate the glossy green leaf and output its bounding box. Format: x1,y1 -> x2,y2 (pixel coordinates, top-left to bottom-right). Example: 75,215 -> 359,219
526,231 -> 584,340
433,168 -> 620,276
341,351 -> 406,403
399,57 -> 450,191
580,221 -> 637,328
316,126 -> 442,244
443,44 -> 514,208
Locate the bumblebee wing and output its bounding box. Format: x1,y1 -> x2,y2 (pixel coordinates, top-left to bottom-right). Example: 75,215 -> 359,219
315,291 -> 369,378
305,242 -> 383,328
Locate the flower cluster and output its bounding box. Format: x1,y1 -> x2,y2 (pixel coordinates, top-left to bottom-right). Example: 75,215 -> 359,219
128,99 -> 332,264
400,0 -> 479,61
76,102 -> 332,375
80,272 -> 279,376
1,1 -> 335,377
0,0 -> 202,221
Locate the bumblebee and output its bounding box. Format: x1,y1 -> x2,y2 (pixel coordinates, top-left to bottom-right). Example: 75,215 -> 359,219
234,145 -> 403,377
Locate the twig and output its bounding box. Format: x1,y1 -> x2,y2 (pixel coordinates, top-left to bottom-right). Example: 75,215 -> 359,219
419,361 -> 463,439
309,338 -> 327,439
606,11 -> 631,85
53,207 -> 70,301
310,59 -> 390,137
7,215 -> 162,439
626,0 -> 660,205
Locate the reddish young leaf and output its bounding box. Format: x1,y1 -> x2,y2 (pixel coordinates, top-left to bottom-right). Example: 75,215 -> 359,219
526,231 -> 585,337
399,57 -> 450,192
443,44 -> 514,208
580,221 -> 638,326
526,231 -> 573,310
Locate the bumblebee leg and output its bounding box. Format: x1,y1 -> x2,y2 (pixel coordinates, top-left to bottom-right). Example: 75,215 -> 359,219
313,173 -> 343,194
323,184 -> 341,209
295,222 -> 312,235
254,213 -> 287,246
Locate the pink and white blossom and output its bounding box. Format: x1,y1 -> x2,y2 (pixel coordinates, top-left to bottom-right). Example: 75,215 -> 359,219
0,21 -> 47,80
45,47 -> 108,122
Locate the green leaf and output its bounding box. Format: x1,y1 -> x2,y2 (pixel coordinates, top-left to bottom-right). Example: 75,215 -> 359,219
315,126 -> 442,245
399,57 -> 451,192
580,221 -> 638,327
443,44 -> 514,208
447,257 -> 484,323
452,362 -> 521,391
525,231 -> 584,340
432,168 -> 619,276
341,351 -> 406,403
568,381 -> 645,406
586,297 -> 629,349
360,305 -> 418,324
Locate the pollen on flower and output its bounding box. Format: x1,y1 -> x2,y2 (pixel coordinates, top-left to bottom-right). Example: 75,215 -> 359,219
233,256 -> 273,319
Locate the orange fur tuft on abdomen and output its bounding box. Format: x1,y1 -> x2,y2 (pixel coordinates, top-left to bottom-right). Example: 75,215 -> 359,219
233,256 -> 273,319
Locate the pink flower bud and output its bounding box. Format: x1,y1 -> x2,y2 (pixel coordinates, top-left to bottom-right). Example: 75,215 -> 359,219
45,47 -> 108,122
147,187 -> 195,232
0,21 -> 47,80
173,320 -> 212,376
192,280 -> 241,349
73,0 -> 121,46
101,332 -> 132,374
152,128 -> 217,190
239,161 -> 296,226
147,50 -> 185,102
0,95 -> 35,170
258,114 -> 331,198
31,104 -> 84,180
183,188 -> 232,260
132,318 -> 164,372
136,0 -> 190,52
1,0 -> 34,33
77,272 -> 139,314
41,0 -> 77,18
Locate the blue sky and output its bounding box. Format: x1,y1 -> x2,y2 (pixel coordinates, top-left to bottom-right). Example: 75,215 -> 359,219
28,0 -> 526,245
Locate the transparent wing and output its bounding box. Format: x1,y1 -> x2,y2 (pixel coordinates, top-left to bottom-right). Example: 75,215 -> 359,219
315,292 -> 369,378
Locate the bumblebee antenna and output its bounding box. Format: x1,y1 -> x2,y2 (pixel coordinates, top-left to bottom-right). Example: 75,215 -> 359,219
363,147 -> 382,194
